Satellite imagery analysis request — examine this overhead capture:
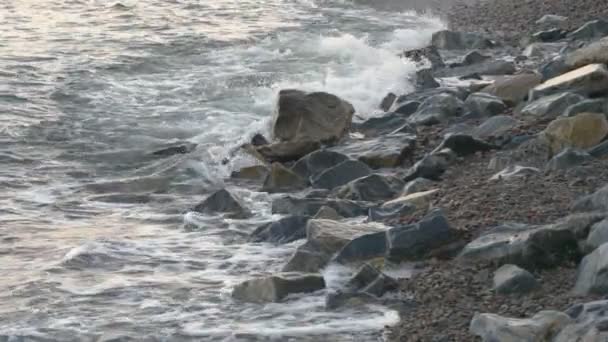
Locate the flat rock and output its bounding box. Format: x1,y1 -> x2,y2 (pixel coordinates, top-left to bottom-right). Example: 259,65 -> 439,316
151,142 -> 197,157
464,92 -> 507,117
408,93 -> 465,126
194,189 -> 252,219
481,73 -> 543,106
311,159 -> 372,190
256,140 -> 321,163
232,273 -> 325,303
249,216 -> 310,244
575,243 -> 608,295
519,92 -> 586,122
530,64 -> 608,100
493,264 -> 539,295
334,174 -> 403,202
271,196 -> 368,217
331,134 -> 416,169
470,311 -> 572,342
261,162 -> 308,193
431,30 -> 495,50
353,112 -> 409,137
542,112 -> 608,156
272,89 -> 354,144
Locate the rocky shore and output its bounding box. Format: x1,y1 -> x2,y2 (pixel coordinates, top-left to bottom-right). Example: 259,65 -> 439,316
175,5 -> 608,341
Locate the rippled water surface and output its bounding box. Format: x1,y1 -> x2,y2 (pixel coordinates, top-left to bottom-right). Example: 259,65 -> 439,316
0,0 -> 443,340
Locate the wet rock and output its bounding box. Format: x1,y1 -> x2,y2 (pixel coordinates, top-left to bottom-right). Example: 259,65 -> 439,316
402,177 -> 434,195
396,87 -> 469,104
403,151 -> 453,182
230,165 -> 269,180
313,206 -> 342,220
393,101 -> 421,116
334,230 -> 387,265
194,188 -> 252,219
536,14 -> 567,26
401,45 -> 445,69
470,311 -> 572,342
256,140 -> 321,163
292,150 -> 349,180
489,165 -> 540,181
546,148 -> 592,171
564,99 -> 607,119
232,273 -> 325,303
473,115 -> 518,139
272,89 -> 354,144
493,264 -> 539,295
368,200 -> 416,223
530,64 -> 608,100
408,93 -> 465,126
334,174 -> 403,202
151,142 -> 197,157
539,56 -> 569,82
575,243 -> 608,295
567,19 -> 608,41
542,112 -> 608,156
433,133 -> 495,157
250,133 -> 269,146
462,50 -> 490,65
311,159 -> 372,190
331,134 -> 416,169
589,140 -> 608,158
283,242 -> 329,273
352,112 -> 408,137
555,300 -> 608,342
464,92 -> 507,117
481,73 -> 543,106
271,196 -> 367,217
386,209 -> 455,262
435,60 -> 516,78
415,68 -> 440,90
523,42 -> 567,58
585,219 -> 608,252
379,92 -> 396,112
519,92 -> 586,122
326,264 -> 398,309
431,30 -> 495,50
566,37 -> 608,70
249,216 -> 310,244
261,162 -> 308,193
488,135 -> 552,170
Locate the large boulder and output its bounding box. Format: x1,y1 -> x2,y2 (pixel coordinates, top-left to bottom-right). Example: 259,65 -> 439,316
575,243 -> 608,295
567,19 -> 608,41
386,209 -> 456,262
464,92 -> 507,117
232,273 -> 325,303
256,140 -> 321,163
470,311 -> 572,342
473,115 -> 518,139
271,196 -> 368,217
334,174 -> 403,202
481,73 -> 543,106
555,300 -> 608,341
331,134 -> 416,169
542,112 -> 608,156
566,37 -> 608,69
408,93 -> 465,125
194,189 -> 252,219
292,150 -> 349,180
493,264 -> 539,295
249,216 -> 310,244
261,162 -> 308,193
311,159 -> 372,190
530,64 -> 608,100
519,92 -> 586,122
433,133 -> 495,157
431,30 -> 495,50
272,90 -> 355,144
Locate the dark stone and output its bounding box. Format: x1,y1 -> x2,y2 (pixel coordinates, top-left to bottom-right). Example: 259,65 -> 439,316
435,61 -> 516,78
331,133 -> 417,169
151,142 -> 197,157
568,19 -> 608,41
261,162 -> 308,193
493,264 -> 539,294
434,133 -> 495,157
380,92 -> 397,112
431,30 -> 495,50
394,101 -> 421,116
575,243 -> 608,295
459,72 -> 482,80
465,92 -> 507,117
230,165 -> 269,180
546,148 -> 592,171
311,160 -> 372,190
334,174 -> 403,202
194,188 -> 252,219
403,153 -> 451,182
401,45 -> 445,69
589,140 -> 608,158
416,68 -> 440,90
396,87 -> 469,104
249,216 -> 310,244
368,200 -> 417,222
408,93 -> 465,126
271,196 -> 368,217
292,150 -> 349,180
353,112 -> 409,137
251,133 -> 269,146
532,28 -> 565,42
334,231 -> 388,264
519,92 -> 586,121
232,273 -> 325,303
462,50 -> 490,65
473,115 -> 518,139
256,141 -> 321,163
386,209 -> 455,262
539,57 -> 569,82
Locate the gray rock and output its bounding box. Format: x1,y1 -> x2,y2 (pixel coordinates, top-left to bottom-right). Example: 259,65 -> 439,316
473,115 -> 518,139
531,28 -> 565,43
415,68 -> 440,90
353,112 -> 409,137
230,165 -> 269,180
402,178 -> 434,195
488,135 -> 553,170
272,89 -> 355,144
519,92 -> 586,121
465,92 -> 507,117
403,153 -> 450,182
326,264 -> 398,309
588,140 -> 608,158
256,140 -> 321,163
571,184 -> 608,213
292,150 -> 349,180
334,230 -> 388,265
401,45 -> 445,70
563,98 -> 608,117
379,92 -> 396,112
530,64 -> 608,100
271,196 -> 367,218
408,93 -> 465,125
523,42 -> 567,58
331,134 -> 416,169
393,101 -> 421,116
261,162 -> 308,193
194,189 -> 252,219
249,216 -> 310,244
386,209 -> 455,262
431,30 -> 495,50
493,264 -> 539,294
311,159 -> 372,190
575,243 -> 608,295
481,73 -> 543,106
568,19 -> 608,41
546,148 -> 592,171
313,206 -> 342,220
539,56 -> 569,82
462,50 -> 490,65
536,14 -> 567,26
435,60 -> 516,78
555,300 -> 608,342
232,273 -> 325,303
334,174 -> 403,202
433,133 -> 495,157
396,87 -> 469,104
368,200 -> 416,223
566,37 -> 608,69
585,219 -> 608,252
470,311 -> 572,342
